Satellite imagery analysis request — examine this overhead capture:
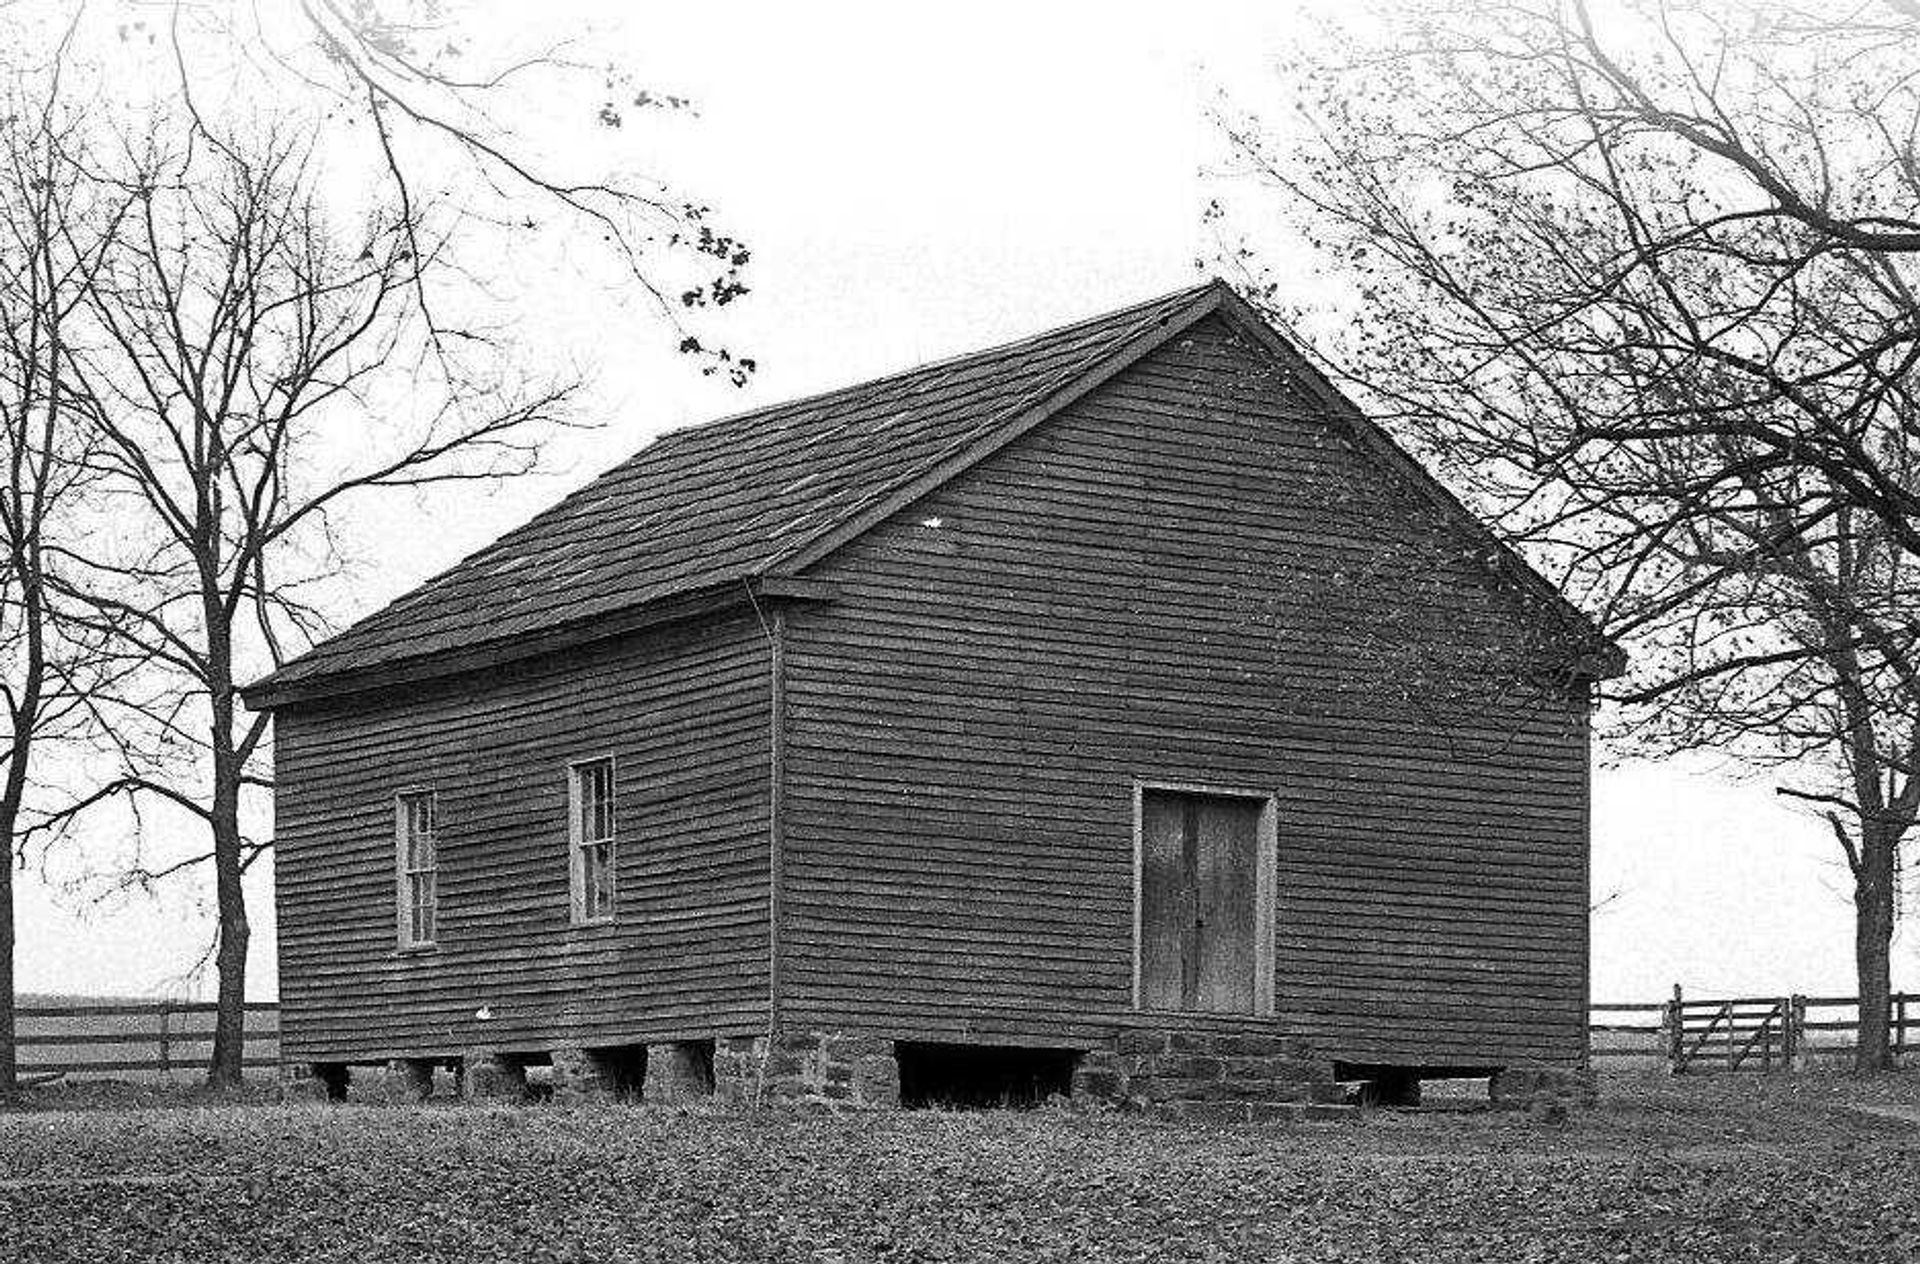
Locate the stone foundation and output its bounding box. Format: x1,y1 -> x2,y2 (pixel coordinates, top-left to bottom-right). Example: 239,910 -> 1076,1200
643,1041 -> 714,1104
1489,1065 -> 1597,1111
390,1026 -> 1360,1121
461,1049 -> 529,1102
376,1057 -> 437,1103
714,1031 -> 900,1108
1072,1028 -> 1350,1123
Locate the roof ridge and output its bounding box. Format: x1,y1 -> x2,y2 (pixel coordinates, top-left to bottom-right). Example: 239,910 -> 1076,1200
756,283 -> 1225,576
655,279 -> 1218,444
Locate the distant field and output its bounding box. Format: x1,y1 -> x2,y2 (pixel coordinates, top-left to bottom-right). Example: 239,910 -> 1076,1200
3,1072 -> 1918,1262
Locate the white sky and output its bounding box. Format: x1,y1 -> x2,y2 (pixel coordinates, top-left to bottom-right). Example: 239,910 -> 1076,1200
14,0 -> 1899,1005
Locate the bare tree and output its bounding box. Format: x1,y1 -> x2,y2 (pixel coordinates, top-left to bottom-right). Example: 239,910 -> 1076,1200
170,0 -> 754,380
37,112 -> 571,1089
1210,0 -> 1920,1067
0,24 -> 132,1097
0,0 -> 741,1088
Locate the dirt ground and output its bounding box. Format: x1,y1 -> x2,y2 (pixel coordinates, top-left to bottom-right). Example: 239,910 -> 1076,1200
2,1069 -> 1917,1263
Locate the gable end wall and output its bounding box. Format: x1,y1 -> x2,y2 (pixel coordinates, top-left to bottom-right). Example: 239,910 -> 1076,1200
779,315 -> 1591,1067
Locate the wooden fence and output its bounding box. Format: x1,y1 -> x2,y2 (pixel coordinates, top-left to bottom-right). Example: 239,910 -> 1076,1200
16,1000 -> 280,1080
1590,987 -> 1920,1072
12,990 -> 1916,1080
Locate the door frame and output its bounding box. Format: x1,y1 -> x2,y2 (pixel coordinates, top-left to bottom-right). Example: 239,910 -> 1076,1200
1130,779 -> 1279,1017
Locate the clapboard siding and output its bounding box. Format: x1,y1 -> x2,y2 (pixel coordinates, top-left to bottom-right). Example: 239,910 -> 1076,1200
780,315 -> 1590,1065
272,613 -> 772,1063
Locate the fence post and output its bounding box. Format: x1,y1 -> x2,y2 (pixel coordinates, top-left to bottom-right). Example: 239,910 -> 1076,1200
1665,982 -> 1684,1074
1898,993 -> 1910,1059
1789,995 -> 1807,1070
156,1002 -> 171,1076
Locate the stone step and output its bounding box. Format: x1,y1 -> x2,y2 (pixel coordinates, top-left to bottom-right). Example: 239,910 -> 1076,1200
1115,1029 -> 1317,1060
1161,1099 -> 1358,1125
1310,1079 -> 1349,1105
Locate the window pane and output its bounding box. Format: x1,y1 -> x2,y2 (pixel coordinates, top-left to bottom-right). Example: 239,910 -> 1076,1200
593,841 -> 614,917
574,760 -> 614,844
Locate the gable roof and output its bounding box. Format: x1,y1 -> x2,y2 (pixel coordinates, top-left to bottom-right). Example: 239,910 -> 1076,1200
245,281 -> 1621,707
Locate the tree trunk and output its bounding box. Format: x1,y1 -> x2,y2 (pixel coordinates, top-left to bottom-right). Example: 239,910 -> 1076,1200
208,768 -> 249,1083
207,827 -> 249,1091
205,618 -> 248,1091
0,852 -> 13,1097
0,572 -> 45,1101
1853,826 -> 1898,1073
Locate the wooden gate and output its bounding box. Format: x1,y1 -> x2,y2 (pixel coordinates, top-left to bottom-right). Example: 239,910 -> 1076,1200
1593,986 -> 1920,1073
1665,992 -> 1800,1073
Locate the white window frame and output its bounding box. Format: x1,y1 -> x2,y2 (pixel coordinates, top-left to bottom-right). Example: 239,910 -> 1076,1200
568,756 -> 618,924
1130,780 -> 1278,1016
394,789 -> 438,950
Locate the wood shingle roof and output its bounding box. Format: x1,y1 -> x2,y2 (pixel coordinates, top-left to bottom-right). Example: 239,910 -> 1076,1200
248,280 -> 1622,706
248,282 -> 1225,702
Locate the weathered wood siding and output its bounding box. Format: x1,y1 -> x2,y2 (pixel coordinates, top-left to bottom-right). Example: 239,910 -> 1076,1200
780,315 -> 1591,1066
273,613 -> 771,1063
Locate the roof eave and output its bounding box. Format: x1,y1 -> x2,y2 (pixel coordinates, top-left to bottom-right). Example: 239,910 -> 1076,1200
240,576 -> 838,711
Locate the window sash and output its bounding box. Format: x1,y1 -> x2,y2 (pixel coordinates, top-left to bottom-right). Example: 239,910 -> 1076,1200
407,871 -> 437,943
570,759 -> 616,922
580,840 -> 614,921
396,791 -> 438,947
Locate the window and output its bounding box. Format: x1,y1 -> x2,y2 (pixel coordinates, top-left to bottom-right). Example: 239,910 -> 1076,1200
395,791 -> 438,948
1134,786 -> 1277,1015
569,758 -> 617,922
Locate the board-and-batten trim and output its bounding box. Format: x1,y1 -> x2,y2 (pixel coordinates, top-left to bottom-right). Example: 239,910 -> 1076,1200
1129,779 -> 1279,1019
764,604 -> 788,1037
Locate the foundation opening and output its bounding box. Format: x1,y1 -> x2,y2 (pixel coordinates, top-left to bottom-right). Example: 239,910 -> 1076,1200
896,1042 -> 1076,1110
1335,1062 -> 1498,1109
590,1044 -> 650,1100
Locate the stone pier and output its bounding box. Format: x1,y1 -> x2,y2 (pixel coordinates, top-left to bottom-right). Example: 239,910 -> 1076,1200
1489,1065 -> 1598,1112
280,1061 -> 349,1103
643,1041 -> 714,1104
713,1032 -> 900,1108
461,1049 -> 529,1102
377,1057 -> 437,1102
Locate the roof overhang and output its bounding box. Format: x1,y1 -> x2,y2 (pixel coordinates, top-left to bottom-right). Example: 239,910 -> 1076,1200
239,576 -> 836,711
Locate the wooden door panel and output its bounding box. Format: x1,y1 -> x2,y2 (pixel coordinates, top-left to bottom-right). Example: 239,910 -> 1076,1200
1138,791 -> 1187,1011
1139,790 -> 1262,1014
1193,797 -> 1260,1013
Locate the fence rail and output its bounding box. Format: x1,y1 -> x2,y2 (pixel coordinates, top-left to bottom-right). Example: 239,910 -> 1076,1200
12,989 -> 1917,1080
1589,987 -> 1919,1072
15,1000 -> 280,1080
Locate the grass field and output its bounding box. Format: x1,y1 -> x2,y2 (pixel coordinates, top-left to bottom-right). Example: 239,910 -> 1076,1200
3,1073 -> 1918,1262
